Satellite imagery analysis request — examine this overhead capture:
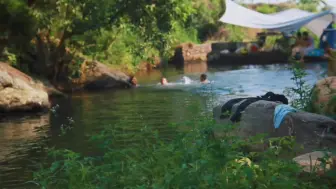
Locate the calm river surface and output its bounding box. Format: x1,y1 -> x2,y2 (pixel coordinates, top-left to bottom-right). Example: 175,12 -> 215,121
0,62 -> 328,188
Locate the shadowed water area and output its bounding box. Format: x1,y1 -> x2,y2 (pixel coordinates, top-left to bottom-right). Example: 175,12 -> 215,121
0,62 -> 329,188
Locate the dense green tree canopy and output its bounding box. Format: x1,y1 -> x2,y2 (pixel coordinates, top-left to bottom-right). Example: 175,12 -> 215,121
0,0 -> 222,77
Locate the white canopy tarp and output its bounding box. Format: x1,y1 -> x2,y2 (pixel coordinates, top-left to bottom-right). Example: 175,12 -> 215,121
325,0 -> 336,8
219,0 -> 335,37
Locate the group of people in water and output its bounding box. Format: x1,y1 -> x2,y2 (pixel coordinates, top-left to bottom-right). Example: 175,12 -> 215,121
160,73 -> 209,86
129,74 -> 209,87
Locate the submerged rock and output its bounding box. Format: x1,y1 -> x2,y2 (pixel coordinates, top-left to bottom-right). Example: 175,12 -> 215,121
0,62 -> 50,112
70,61 -> 132,90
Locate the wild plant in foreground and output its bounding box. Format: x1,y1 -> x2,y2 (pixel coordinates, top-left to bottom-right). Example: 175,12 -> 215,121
32,113 -> 335,189
284,61 -> 313,110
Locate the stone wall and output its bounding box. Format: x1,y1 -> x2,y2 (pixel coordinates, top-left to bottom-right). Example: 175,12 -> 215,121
170,43 -> 212,67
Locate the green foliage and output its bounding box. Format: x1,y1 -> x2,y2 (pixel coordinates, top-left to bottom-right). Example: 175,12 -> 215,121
225,25 -> 246,42
0,0 -> 205,74
67,56 -> 83,79
80,26 -> 144,67
1,48 -> 17,66
190,0 -> 225,42
0,0 -> 35,54
58,0 -> 221,69
32,111 -> 335,189
263,36 -> 288,51
284,61 -> 313,110
256,4 -> 278,14
298,0 -> 320,12
0,0 -> 325,75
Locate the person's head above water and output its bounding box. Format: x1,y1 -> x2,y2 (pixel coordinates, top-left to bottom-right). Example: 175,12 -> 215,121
200,74 -> 208,83
129,76 -> 138,86
160,77 -> 168,85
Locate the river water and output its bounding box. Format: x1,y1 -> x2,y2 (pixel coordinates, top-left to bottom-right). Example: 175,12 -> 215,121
0,61 -> 328,188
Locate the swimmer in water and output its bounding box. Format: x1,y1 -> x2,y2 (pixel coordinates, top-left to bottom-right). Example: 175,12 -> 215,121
200,73 -> 209,84
160,77 -> 168,85
129,76 -> 138,87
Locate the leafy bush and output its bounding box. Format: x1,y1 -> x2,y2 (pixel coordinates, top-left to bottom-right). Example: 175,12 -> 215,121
1,48 -> 17,67
32,111 -> 335,188
298,1 -> 319,12
224,25 -> 247,42
284,61 -> 313,110
0,0 -> 326,76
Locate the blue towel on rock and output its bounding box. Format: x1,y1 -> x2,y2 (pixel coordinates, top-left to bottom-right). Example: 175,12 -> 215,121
274,104 -> 297,129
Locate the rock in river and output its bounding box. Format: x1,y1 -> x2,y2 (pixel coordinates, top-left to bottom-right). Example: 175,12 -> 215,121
70,61 -> 132,90
0,62 -> 50,112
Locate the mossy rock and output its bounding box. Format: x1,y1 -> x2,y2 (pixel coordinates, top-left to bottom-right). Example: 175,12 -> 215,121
311,77 -> 336,115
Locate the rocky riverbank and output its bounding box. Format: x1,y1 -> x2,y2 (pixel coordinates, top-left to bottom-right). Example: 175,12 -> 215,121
0,61 -> 136,113
0,62 -> 50,112
57,60 -> 133,91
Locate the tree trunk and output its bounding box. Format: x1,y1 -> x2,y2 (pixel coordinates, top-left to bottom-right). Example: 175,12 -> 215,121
51,30 -> 72,84
35,31 -> 52,76
34,29 -> 72,83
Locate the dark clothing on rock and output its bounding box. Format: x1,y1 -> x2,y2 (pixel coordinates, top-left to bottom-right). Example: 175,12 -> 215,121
261,92 -> 288,105
230,98 -> 263,122
220,92 -> 289,122
220,98 -> 246,119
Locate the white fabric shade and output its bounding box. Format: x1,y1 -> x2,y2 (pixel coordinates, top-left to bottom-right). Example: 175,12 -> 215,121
325,0 -> 336,8
219,0 -> 335,37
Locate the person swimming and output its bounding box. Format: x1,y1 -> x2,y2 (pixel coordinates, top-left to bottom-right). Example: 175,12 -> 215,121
200,74 -> 209,84
160,77 -> 168,85
129,76 -> 138,87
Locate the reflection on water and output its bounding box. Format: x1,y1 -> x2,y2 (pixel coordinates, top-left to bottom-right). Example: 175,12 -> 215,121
0,115 -> 49,160
0,62 -> 328,188
0,114 -> 49,188
184,61 -> 208,74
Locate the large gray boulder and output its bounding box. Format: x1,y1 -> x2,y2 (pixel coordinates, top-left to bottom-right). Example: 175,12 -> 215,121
70,61 -> 132,90
239,101 -> 336,152
214,100 -> 336,152
0,62 -> 50,112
